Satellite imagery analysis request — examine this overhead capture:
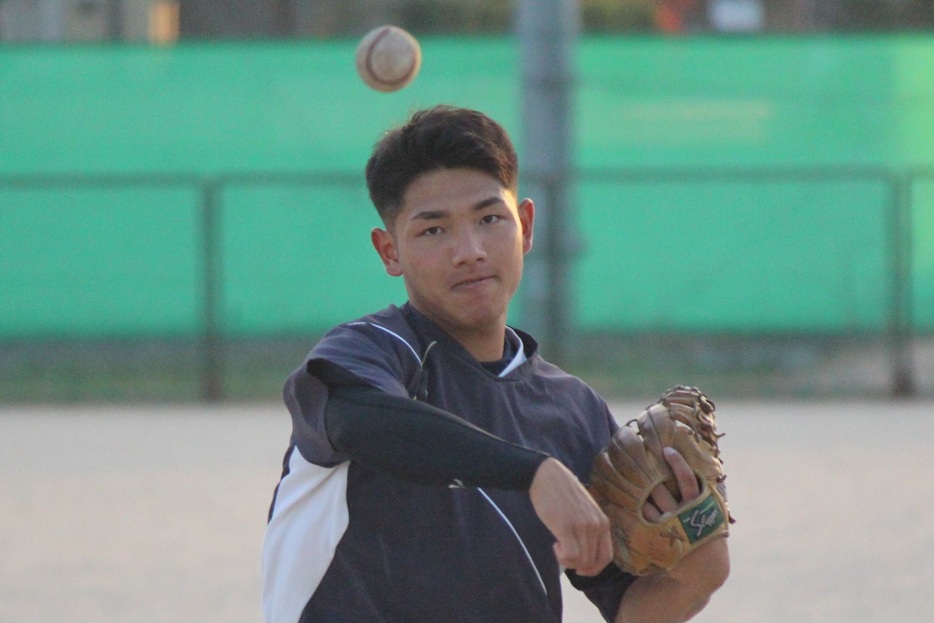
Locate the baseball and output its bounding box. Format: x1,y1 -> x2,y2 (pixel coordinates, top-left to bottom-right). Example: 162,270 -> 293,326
355,25 -> 422,92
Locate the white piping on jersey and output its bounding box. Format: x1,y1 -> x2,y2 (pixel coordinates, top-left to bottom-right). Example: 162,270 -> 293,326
349,322 -> 526,377
499,328 -> 527,377
476,487 -> 549,598
347,320 -> 528,376
420,340 -> 438,366
347,321 -> 422,365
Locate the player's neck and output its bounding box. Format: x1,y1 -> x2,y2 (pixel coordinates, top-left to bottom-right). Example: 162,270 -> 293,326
405,302 -> 508,362
463,330 -> 508,363
445,322 -> 507,363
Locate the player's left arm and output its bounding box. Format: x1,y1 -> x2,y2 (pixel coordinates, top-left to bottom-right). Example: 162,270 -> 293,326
613,449 -> 731,623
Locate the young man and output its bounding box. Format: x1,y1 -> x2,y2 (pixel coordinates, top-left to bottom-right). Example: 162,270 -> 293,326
261,106 -> 728,623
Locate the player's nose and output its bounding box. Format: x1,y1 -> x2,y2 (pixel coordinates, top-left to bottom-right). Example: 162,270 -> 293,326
451,228 -> 487,265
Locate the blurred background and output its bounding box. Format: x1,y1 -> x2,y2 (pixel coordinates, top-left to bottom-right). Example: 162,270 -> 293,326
2,0 -> 934,403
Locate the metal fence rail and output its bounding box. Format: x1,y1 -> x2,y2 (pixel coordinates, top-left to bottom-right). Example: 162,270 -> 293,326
2,167 -> 930,400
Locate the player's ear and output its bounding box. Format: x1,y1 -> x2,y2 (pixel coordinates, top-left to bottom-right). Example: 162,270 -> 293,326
371,227 -> 403,277
518,198 -> 534,254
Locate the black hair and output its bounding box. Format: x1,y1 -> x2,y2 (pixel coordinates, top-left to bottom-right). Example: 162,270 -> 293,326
365,105 -> 519,227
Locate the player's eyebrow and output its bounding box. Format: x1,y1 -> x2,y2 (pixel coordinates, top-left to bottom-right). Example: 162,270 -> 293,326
473,196 -> 505,211
410,196 -> 505,221
411,209 -> 446,221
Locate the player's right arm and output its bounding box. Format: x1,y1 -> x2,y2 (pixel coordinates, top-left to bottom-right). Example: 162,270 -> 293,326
528,456 -> 613,576
324,381 -> 548,490
314,361 -> 612,576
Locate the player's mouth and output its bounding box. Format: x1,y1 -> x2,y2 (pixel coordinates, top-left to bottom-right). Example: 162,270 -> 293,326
452,274 -> 496,290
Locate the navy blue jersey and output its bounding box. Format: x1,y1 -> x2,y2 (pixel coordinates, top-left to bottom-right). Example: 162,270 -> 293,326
262,304 -> 632,622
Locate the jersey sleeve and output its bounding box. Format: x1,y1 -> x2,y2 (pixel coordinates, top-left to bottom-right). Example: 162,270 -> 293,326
324,383 -> 549,489
283,317 -> 425,466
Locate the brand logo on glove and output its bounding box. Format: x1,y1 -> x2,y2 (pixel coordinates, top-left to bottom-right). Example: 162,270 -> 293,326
678,495 -> 724,543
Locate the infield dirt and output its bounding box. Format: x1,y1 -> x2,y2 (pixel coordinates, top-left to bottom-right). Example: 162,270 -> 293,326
1,400 -> 931,623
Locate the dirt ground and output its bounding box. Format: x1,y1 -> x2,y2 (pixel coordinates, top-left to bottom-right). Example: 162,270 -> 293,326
1,400 -> 932,623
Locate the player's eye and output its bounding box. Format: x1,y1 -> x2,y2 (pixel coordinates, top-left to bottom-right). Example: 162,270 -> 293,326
480,214 -> 502,225
420,225 -> 443,236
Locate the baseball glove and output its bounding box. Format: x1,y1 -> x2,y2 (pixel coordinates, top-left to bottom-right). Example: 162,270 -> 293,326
589,386 -> 732,576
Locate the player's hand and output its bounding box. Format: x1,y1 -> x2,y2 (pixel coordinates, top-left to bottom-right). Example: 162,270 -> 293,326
641,447 -> 701,522
529,458 -> 612,576
656,447 -> 730,591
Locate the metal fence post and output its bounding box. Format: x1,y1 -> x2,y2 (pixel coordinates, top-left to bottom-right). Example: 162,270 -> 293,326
891,172 -> 915,397
517,0 -> 578,365
201,178 -> 223,402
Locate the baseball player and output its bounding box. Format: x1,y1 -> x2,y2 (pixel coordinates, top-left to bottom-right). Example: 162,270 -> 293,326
261,106 -> 729,622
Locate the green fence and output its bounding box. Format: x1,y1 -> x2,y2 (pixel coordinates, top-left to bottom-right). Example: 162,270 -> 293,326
2,35 -> 933,400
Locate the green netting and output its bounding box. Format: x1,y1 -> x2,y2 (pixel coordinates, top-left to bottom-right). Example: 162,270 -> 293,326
0,38 -> 520,176
1,35 -> 933,338
574,176 -> 892,331
0,184 -> 202,336
220,182 -> 406,335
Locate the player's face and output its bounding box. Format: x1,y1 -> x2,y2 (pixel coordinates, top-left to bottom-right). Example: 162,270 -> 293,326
371,168 -> 534,351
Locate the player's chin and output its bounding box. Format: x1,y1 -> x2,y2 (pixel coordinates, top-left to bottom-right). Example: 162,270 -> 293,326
445,302 -> 507,333
455,308 -> 503,331
455,276 -> 517,305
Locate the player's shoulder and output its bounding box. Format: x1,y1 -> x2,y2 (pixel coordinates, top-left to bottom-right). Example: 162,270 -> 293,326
325,304 -> 422,362
308,304 -> 427,392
